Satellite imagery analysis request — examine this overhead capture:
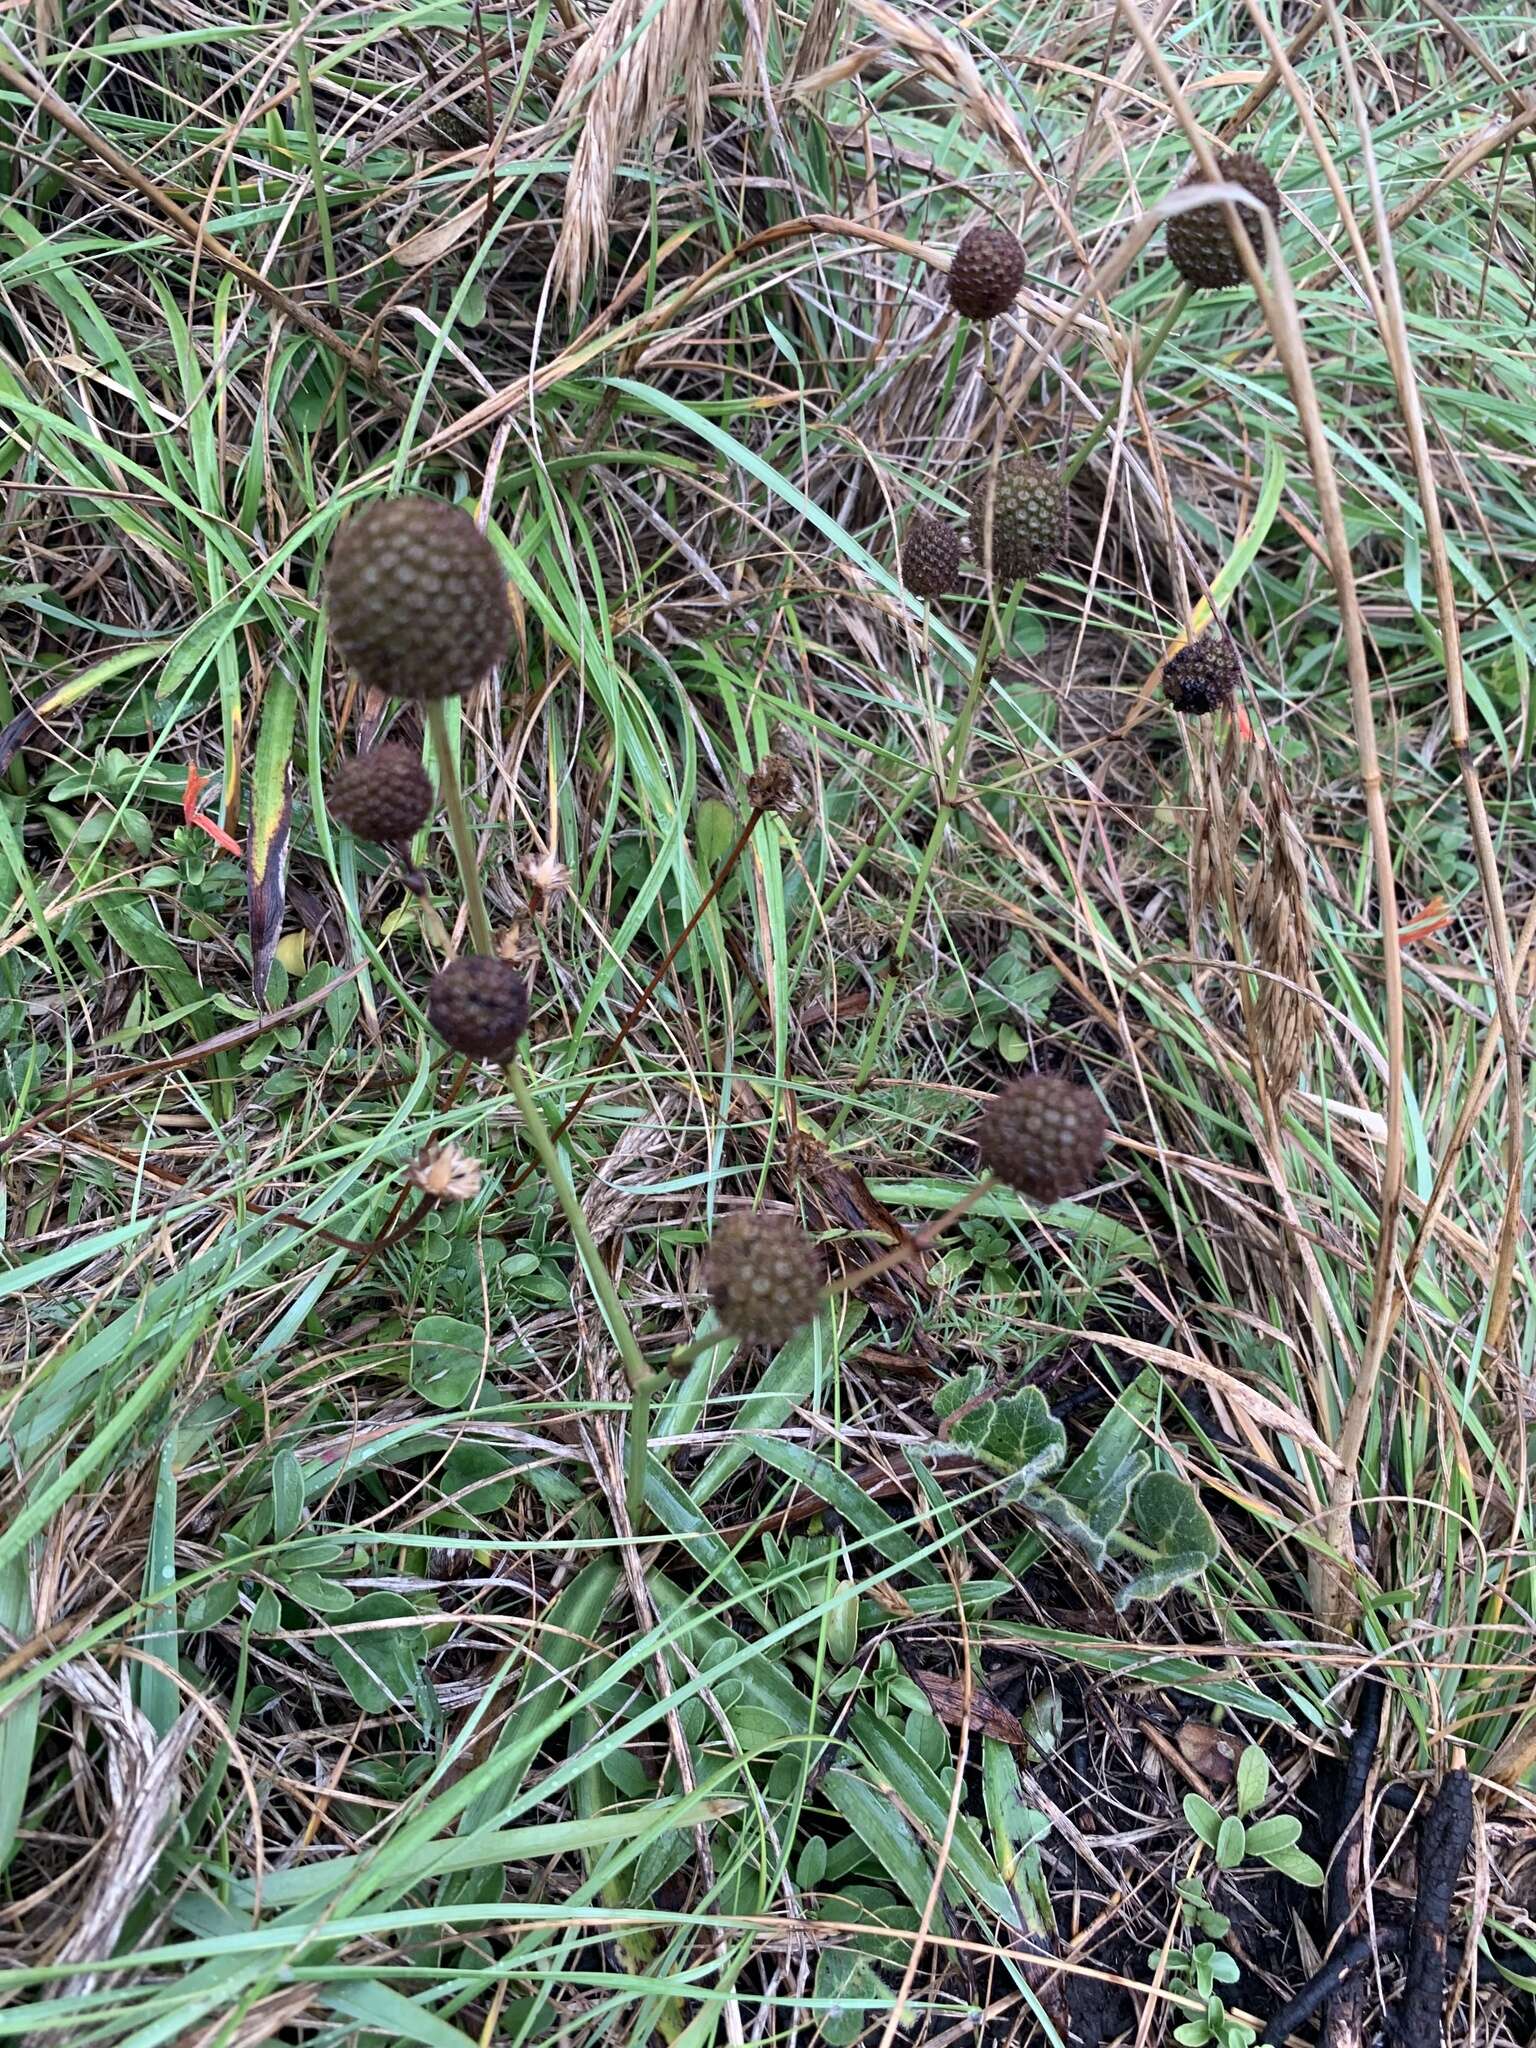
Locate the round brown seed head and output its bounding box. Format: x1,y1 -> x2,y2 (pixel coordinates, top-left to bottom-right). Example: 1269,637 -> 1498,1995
1164,634 -> 1241,716
705,1211 -> 825,1346
947,224 -> 1025,320
325,496 -> 511,700
968,458 -> 1067,585
427,955 -> 529,1060
901,510 -> 962,600
747,752 -> 800,816
328,743 -> 434,842
1165,151 -> 1280,290
974,1075 -> 1108,1202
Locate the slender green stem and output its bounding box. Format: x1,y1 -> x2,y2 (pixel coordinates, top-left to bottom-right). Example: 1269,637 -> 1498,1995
833,615 -> 998,1126
1063,283 -> 1190,485
427,698 -> 494,957
429,695 -> 651,1517
503,1058 -> 652,1511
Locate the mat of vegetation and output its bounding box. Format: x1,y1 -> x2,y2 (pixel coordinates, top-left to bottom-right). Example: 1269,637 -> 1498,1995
3,4 -> 1535,2045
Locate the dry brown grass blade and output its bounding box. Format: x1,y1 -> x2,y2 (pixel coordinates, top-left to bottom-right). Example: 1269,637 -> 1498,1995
1112,0 -> 1407,1637
550,0 -> 727,305
1244,751 -> 1317,1111
1316,0 -> 1524,1355
36,1660 -> 198,1998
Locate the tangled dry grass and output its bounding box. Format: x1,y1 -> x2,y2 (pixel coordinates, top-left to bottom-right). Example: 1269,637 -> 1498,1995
3,3 -> 1536,2046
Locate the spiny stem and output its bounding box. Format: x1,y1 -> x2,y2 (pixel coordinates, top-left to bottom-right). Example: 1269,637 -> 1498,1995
429,694 -> 651,1518
834,616 -> 997,1125
427,697 -> 494,957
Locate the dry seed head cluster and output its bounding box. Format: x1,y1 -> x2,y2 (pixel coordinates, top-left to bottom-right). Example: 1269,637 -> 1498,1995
427,955 -> 530,1060
901,511 -> 962,599
1165,152 -> 1279,290
968,458 -> 1067,585
947,224 -> 1025,321
328,743 -> 435,843
975,1076 -> 1108,1203
326,496 -> 511,701
1165,634 -> 1241,716
705,1212 -> 825,1346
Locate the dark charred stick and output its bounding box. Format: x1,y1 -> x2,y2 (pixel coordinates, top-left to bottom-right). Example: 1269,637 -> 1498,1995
1327,1676 -> 1385,1937
1260,1927 -> 1406,2046
1394,1768 -> 1474,2048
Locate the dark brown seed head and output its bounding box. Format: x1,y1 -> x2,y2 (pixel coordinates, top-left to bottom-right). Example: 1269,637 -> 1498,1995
968,458 -> 1067,585
901,510 -> 962,599
1165,151 -> 1280,290
747,753 -> 800,816
705,1212 -> 825,1346
427,955 -> 529,1060
1164,634 -> 1241,716
947,224 -> 1025,320
974,1075 -> 1108,1202
328,743 -> 434,843
325,496 -> 511,700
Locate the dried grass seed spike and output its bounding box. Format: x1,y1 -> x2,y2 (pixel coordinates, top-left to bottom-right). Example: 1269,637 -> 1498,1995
1165,151 -> 1280,290
705,1211 -> 825,1346
428,955 -> 530,1060
328,743 -> 434,842
326,496 -> 511,701
975,1075 -> 1107,1202
947,224 -> 1025,320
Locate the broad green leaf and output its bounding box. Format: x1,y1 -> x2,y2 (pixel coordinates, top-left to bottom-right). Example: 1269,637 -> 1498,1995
319,1592 -> 427,1712
270,1448 -> 302,1542
410,1315 -> 485,1409
932,1370 -> 1065,1491
822,1769 -> 935,1922
1114,1471 -> 1219,1608
1234,1744 -> 1269,1818
1215,1816 -> 1246,1869
1182,1794 -> 1222,1849
1263,1845 -> 1325,1887
1243,1815 -> 1300,1857
814,1947 -> 885,2046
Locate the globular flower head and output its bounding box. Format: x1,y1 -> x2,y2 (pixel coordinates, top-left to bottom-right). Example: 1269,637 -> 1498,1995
901,510 -> 962,599
427,955 -> 529,1060
1165,151 -> 1280,290
327,743 -> 434,842
705,1212 -> 825,1346
325,496 -> 511,700
1164,634 -> 1241,716
974,1075 -> 1108,1202
947,224 -> 1026,320
968,458 -> 1067,585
